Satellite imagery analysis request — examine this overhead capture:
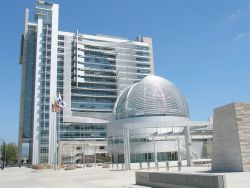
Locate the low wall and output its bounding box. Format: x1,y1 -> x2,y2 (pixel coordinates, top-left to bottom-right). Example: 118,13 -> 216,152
136,171 -> 226,188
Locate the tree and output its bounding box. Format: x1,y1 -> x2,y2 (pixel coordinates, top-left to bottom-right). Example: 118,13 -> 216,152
1,142 -> 18,164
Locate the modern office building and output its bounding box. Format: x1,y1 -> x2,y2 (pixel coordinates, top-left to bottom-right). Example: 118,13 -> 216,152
18,0 -> 154,164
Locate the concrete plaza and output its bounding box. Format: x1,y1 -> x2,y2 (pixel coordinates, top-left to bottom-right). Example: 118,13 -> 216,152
0,165 -> 250,188
0,166 -> 147,188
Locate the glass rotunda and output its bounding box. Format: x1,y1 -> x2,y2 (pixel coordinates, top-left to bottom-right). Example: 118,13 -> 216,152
107,75 -> 193,170
114,75 -> 189,120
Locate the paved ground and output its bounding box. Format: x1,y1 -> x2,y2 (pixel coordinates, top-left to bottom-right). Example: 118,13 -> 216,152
0,166 -> 151,188
0,165 -> 250,188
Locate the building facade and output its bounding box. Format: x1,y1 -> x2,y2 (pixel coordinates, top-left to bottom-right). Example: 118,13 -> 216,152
18,1 -> 154,164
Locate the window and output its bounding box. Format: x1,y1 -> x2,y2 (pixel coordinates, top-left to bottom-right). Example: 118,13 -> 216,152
58,41 -> 64,47
58,48 -> 64,53
99,146 -> 105,150
58,35 -> 64,40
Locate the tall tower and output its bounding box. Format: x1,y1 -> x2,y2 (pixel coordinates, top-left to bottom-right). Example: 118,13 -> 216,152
19,1 -> 59,164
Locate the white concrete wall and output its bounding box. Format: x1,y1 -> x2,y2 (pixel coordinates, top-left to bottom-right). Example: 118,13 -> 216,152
212,103 -> 250,172
235,103 -> 250,171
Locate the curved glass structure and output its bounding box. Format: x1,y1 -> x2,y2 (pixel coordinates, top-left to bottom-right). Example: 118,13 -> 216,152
114,75 -> 189,119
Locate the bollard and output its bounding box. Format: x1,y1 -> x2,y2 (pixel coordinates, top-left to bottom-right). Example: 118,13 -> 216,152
122,163 -> 124,170
177,161 -> 181,172
139,162 -> 142,170
116,163 -> 119,169
112,163 -> 114,169
166,161 -> 169,171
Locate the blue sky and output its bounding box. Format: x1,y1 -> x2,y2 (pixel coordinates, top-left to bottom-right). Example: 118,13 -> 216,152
0,0 -> 250,142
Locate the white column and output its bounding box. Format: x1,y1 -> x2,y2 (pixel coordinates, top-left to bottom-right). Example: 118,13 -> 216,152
48,3 -> 59,165
153,135 -> 158,168
123,127 -> 130,170
32,15 -> 43,165
184,126 -> 192,166
177,135 -> 181,162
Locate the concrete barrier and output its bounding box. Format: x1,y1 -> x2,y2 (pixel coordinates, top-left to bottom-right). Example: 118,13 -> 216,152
136,171 -> 226,188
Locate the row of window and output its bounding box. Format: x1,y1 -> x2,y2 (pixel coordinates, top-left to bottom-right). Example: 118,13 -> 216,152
112,152 -> 177,163
71,102 -> 114,110
78,76 -> 116,83
60,132 -> 106,138
74,82 -> 117,89
72,89 -> 116,96
78,62 -> 116,70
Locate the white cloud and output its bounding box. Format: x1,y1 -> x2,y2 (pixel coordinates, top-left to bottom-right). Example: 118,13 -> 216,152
233,32 -> 250,41
229,7 -> 248,22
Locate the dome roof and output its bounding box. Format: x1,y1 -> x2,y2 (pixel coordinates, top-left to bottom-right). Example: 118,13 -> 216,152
113,75 -> 189,120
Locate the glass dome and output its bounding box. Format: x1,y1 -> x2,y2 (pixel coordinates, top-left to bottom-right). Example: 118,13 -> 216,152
113,75 -> 189,120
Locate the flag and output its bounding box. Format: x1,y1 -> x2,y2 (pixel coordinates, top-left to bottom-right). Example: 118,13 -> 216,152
52,98 -> 60,112
51,94 -> 66,112
56,93 -> 66,109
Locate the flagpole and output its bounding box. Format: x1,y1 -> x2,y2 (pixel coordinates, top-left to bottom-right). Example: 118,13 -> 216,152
58,109 -> 61,169
50,107 -> 53,170
51,110 -> 54,170
56,106 -> 59,170
53,111 -> 56,170
49,105 -> 52,170
54,110 -> 56,170
51,98 -> 58,170
55,93 -> 64,170
54,108 -> 57,170
51,110 -> 53,170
